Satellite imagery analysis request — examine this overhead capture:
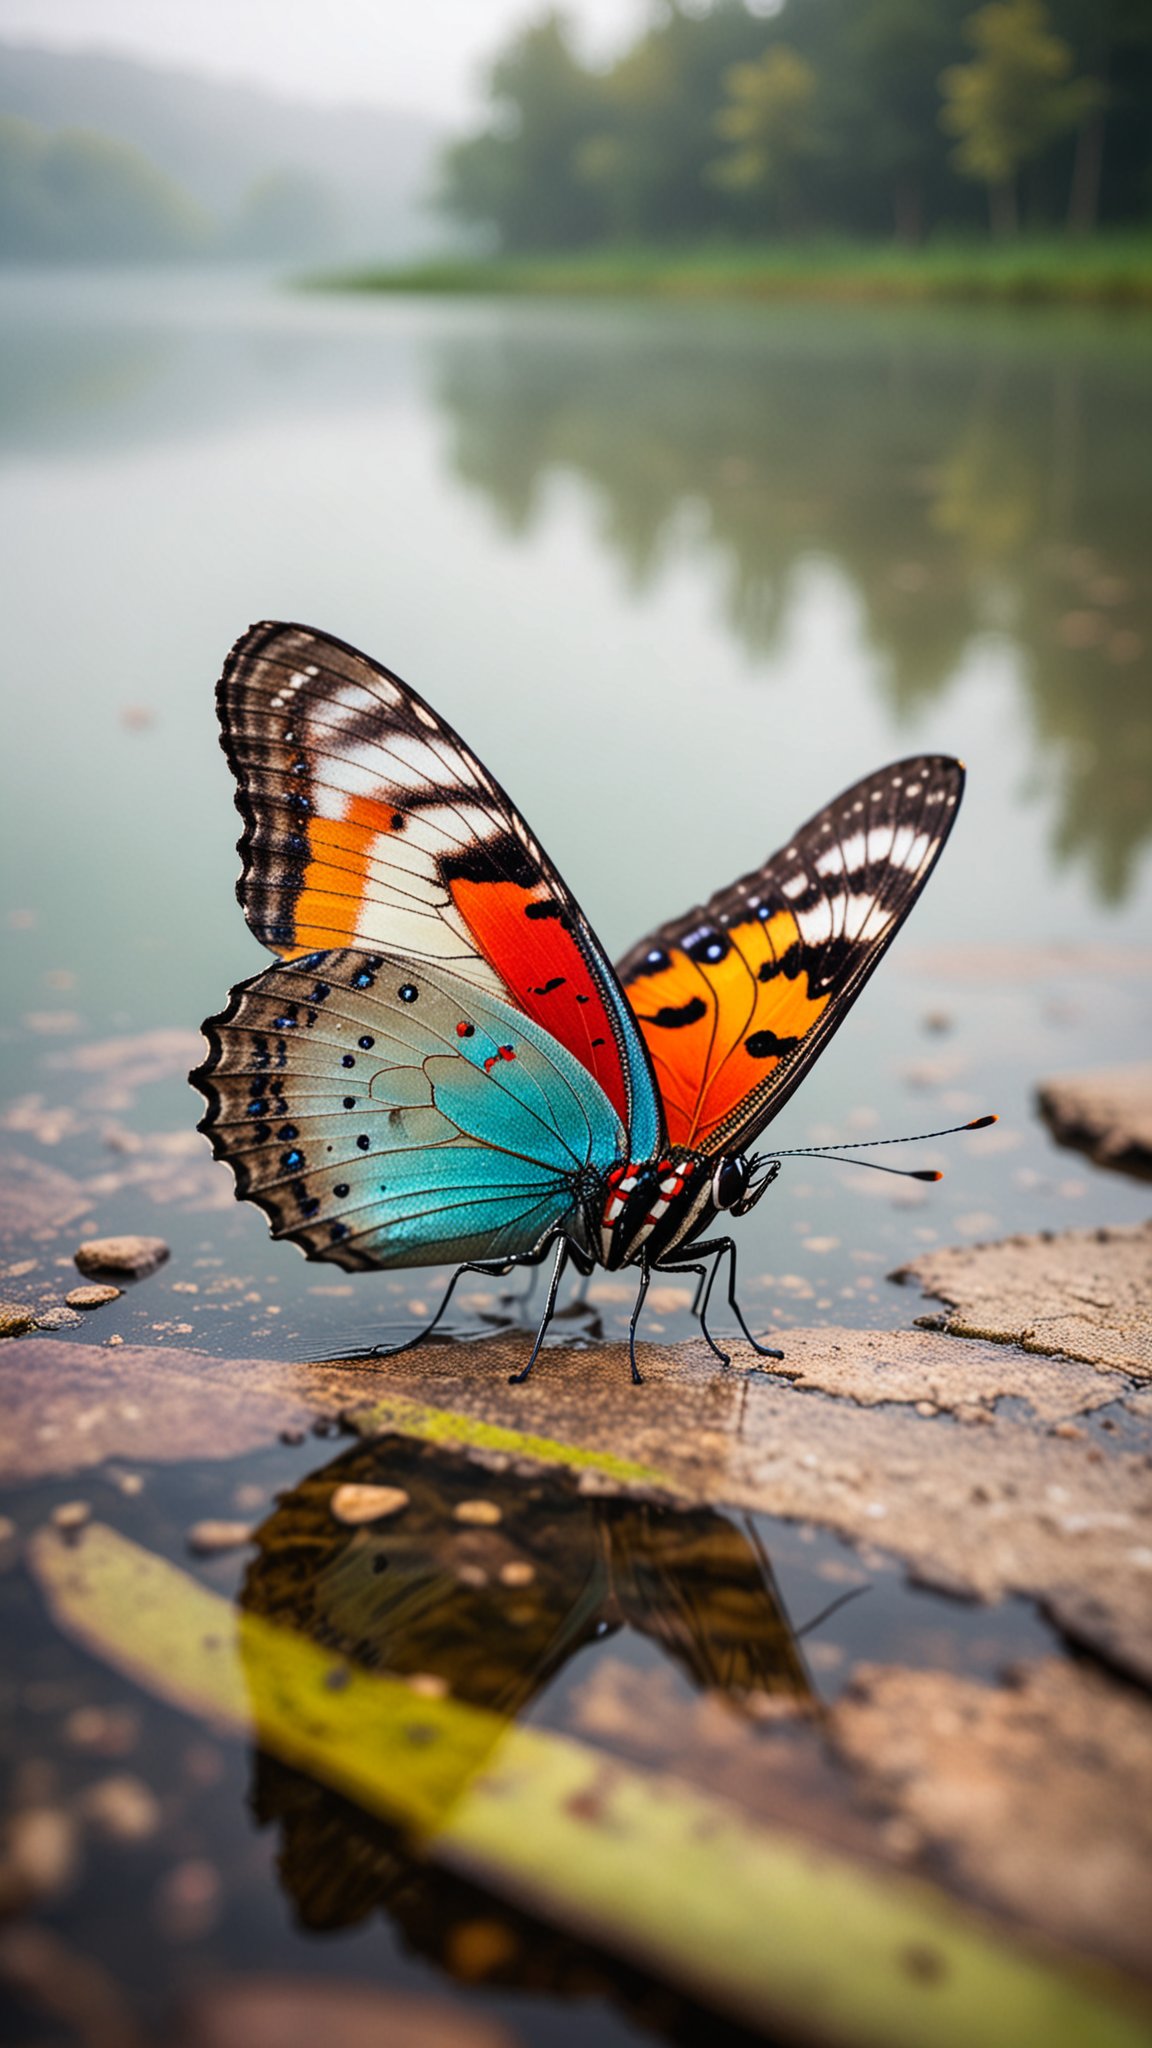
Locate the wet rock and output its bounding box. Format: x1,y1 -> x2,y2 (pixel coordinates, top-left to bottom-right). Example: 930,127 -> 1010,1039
79,1772 -> 161,1843
180,1976 -> 518,2048
329,1482 -> 410,1526
1038,1064 -> 1152,1178
186,1520 -> 252,1557
0,1301 -> 36,1338
893,1221 -> 1152,1377
65,1283 -> 122,1310
829,1659 -> 1152,1980
74,1234 -> 170,1279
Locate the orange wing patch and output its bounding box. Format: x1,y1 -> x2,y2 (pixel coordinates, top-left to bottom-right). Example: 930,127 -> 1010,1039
626,908 -> 828,1151
285,794 -> 401,957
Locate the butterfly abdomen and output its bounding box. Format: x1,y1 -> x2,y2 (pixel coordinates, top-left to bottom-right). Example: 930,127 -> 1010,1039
600,1153 -> 713,1269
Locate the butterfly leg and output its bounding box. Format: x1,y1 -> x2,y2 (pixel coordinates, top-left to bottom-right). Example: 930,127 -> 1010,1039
626,1253 -> 651,1386
508,1237 -> 569,1386
371,1254 -> 524,1359
663,1257 -> 730,1366
664,1237 -> 784,1364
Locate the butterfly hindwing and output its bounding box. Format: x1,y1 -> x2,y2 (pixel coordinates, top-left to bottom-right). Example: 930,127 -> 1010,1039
192,947 -> 625,1272
617,756 -> 964,1155
218,622 -> 661,1159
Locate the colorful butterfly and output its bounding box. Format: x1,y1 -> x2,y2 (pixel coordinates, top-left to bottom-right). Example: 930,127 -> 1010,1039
192,622 -> 965,1383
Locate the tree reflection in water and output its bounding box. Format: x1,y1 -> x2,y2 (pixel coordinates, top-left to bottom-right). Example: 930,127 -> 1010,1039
432,310 -> 1151,904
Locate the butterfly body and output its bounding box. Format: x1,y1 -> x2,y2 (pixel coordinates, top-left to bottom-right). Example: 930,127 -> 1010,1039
192,621 -> 965,1380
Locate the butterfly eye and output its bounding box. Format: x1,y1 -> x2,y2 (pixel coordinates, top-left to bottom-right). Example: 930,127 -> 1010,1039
711,1155 -> 749,1211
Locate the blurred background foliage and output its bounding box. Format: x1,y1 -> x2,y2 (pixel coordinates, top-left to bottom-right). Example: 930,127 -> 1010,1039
440,0 -> 1152,250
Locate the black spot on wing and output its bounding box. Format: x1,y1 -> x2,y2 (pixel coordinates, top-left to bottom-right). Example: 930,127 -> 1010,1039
637,997 -> 709,1031
745,1028 -> 800,1060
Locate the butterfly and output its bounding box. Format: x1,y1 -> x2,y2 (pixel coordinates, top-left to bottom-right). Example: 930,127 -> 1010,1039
191,622 -> 965,1384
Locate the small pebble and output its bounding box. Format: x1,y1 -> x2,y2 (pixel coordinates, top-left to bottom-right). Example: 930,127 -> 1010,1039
65,1284 -> 122,1310
153,1857 -> 220,1941
0,1301 -> 37,1338
186,1520 -> 252,1556
34,1304 -> 81,1331
2,1807 -> 80,1904
453,1499 -> 502,1527
447,1917 -> 520,1980
499,1560 -> 536,1587
278,1426 -> 305,1445
329,1483 -> 409,1526
406,1672 -> 448,1699
51,1502 -> 91,1534
74,1235 -> 169,1279
456,1563 -> 489,1589
79,1773 -> 160,1843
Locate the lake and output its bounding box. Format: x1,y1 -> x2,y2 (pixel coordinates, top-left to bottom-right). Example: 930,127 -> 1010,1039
1,267 -> 1148,1356
0,268 -> 1149,2044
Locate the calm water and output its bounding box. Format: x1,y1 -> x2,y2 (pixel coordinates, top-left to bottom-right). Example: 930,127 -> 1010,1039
0,268 -> 1149,1357
0,268 -> 1149,2043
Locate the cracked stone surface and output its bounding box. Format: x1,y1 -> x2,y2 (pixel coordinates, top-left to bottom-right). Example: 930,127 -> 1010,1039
1038,1064 -> 1152,1179
894,1221 -> 1152,1378
828,1658 -> 1152,1981
4,1328 -> 1150,1688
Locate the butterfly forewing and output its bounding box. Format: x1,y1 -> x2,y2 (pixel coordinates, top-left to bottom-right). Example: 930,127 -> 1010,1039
219,622 -> 661,1160
617,756 -> 964,1155
192,948 -> 625,1272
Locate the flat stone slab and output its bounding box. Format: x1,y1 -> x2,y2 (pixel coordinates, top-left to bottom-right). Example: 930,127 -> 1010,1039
894,1221 -> 1152,1378
1038,1064 -> 1152,1179
4,1328 -> 1150,1689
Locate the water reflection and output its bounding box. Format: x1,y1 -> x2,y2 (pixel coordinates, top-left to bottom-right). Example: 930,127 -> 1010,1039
433,313 -> 1152,903
239,1437 -> 810,1945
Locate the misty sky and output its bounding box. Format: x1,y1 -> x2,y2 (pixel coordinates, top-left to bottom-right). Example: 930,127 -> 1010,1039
0,0 -> 658,124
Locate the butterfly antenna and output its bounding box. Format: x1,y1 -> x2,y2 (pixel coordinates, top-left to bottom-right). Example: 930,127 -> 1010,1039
764,1113 -> 997,1184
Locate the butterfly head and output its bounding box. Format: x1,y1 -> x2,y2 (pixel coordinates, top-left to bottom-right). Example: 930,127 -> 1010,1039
710,1153 -> 780,1218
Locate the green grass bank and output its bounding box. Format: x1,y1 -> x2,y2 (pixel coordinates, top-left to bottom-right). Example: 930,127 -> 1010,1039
311,235 -> 1152,306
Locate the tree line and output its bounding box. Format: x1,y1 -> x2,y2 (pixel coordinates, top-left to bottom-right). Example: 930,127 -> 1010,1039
440,0 -> 1152,249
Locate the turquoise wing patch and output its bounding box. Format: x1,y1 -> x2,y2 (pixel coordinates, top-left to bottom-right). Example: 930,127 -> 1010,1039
192,948 -> 624,1271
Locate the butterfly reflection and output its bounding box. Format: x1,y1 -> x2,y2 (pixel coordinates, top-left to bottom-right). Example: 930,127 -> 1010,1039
238,1436 -> 811,1954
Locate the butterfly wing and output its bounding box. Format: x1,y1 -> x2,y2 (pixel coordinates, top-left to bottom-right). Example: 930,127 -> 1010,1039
616,757 -> 964,1156
217,621 -> 661,1160
192,947 -> 625,1271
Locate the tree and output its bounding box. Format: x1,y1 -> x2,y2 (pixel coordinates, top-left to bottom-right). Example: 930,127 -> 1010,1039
939,0 -> 1099,232
438,13 -> 608,250
710,45 -> 823,230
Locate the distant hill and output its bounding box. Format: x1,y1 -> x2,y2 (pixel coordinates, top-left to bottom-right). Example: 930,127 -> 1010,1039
0,41 -> 447,260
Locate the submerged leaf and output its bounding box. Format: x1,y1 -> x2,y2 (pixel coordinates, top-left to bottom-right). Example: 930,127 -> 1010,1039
28,1521 -> 1151,2048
